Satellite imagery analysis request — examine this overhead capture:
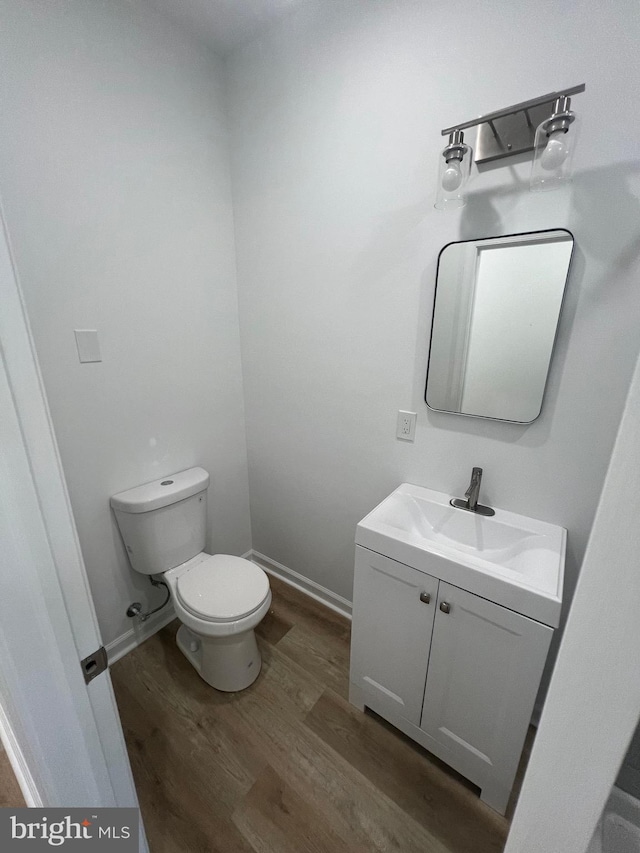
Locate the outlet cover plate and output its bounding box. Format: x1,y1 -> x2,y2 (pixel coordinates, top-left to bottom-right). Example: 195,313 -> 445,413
397,410 -> 417,442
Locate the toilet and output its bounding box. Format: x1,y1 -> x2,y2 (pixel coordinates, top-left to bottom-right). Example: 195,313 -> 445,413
111,467 -> 271,692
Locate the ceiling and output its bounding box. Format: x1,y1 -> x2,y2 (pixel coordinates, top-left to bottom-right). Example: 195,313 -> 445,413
143,0 -> 307,55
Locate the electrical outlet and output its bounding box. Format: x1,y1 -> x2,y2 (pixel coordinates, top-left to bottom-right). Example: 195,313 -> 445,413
396,410 -> 417,442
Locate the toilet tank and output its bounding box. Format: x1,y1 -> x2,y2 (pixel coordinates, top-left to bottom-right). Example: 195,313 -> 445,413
111,467 -> 210,575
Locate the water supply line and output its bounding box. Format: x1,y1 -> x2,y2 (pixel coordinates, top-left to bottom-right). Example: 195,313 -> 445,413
126,576 -> 170,622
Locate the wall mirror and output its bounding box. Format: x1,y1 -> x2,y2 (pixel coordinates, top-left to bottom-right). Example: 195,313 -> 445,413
425,229 -> 574,423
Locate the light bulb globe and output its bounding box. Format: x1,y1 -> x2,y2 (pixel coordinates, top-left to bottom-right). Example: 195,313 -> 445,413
540,133 -> 569,171
441,161 -> 463,192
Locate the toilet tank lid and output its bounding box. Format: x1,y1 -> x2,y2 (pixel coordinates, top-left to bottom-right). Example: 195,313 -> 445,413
110,467 -> 210,514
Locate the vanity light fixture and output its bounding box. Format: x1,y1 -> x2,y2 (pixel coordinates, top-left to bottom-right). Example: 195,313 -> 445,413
434,83 -> 585,208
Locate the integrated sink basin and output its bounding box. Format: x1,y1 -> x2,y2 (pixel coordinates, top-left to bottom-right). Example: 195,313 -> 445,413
356,483 -> 565,627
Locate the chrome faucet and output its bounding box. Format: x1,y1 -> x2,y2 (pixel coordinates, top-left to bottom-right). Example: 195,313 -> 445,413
465,466 -> 483,511
450,467 -> 495,516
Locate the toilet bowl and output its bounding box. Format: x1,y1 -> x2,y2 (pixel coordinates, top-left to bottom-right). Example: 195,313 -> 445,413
111,467 -> 270,692
165,552 -> 271,691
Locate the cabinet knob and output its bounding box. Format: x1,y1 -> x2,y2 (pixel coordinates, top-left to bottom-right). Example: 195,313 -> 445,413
419,592 -> 431,604
440,601 -> 451,614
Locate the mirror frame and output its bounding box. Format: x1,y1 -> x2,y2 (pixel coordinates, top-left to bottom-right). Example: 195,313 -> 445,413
424,228 -> 575,424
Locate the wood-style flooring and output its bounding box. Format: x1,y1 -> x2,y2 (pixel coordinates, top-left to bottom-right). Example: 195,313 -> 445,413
0,744 -> 26,808
111,575 -> 527,853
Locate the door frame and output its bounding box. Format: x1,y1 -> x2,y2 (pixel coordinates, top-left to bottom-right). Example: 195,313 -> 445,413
505,349 -> 640,850
0,203 -> 147,849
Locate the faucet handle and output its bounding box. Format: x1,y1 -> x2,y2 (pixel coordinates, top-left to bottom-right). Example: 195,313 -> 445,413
465,467 -> 483,498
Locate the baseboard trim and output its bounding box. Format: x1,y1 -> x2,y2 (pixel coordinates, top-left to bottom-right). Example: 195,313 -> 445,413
106,605 -> 176,666
246,550 -> 352,620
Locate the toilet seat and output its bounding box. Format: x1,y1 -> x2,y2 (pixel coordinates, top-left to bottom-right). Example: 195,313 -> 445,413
176,554 -> 270,623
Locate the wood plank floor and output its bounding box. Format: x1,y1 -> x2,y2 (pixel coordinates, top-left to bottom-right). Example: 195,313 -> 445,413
0,744 -> 26,808
111,575 -> 529,853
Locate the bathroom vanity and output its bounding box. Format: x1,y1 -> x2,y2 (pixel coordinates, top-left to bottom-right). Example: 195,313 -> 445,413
349,483 -> 565,814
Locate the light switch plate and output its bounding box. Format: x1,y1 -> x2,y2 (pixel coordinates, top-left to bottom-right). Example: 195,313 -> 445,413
74,329 -> 102,363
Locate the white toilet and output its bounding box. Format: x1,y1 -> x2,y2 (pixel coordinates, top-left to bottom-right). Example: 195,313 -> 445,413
111,467 -> 271,692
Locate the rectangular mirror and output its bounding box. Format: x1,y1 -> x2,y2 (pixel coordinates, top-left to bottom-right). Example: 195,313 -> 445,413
425,229 -> 574,423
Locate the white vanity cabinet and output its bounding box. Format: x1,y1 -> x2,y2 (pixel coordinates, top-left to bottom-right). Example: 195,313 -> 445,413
349,549 -> 438,726
349,545 -> 554,814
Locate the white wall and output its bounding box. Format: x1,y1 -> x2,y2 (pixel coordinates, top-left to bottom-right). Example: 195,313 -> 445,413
0,0 -> 251,647
226,0 -> 640,697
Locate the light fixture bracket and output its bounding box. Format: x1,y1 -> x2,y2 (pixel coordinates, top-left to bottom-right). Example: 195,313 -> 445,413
441,84 -> 585,165
542,111 -> 575,138
443,130 -> 467,163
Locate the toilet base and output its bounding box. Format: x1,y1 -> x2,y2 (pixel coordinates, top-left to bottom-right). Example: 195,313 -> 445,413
176,623 -> 262,692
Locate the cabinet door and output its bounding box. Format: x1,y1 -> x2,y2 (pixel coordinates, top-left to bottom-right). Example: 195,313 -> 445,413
420,582 -> 552,783
350,547 -> 438,725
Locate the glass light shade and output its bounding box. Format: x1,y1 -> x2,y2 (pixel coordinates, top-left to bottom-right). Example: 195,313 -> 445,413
530,113 -> 580,192
434,145 -> 471,210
